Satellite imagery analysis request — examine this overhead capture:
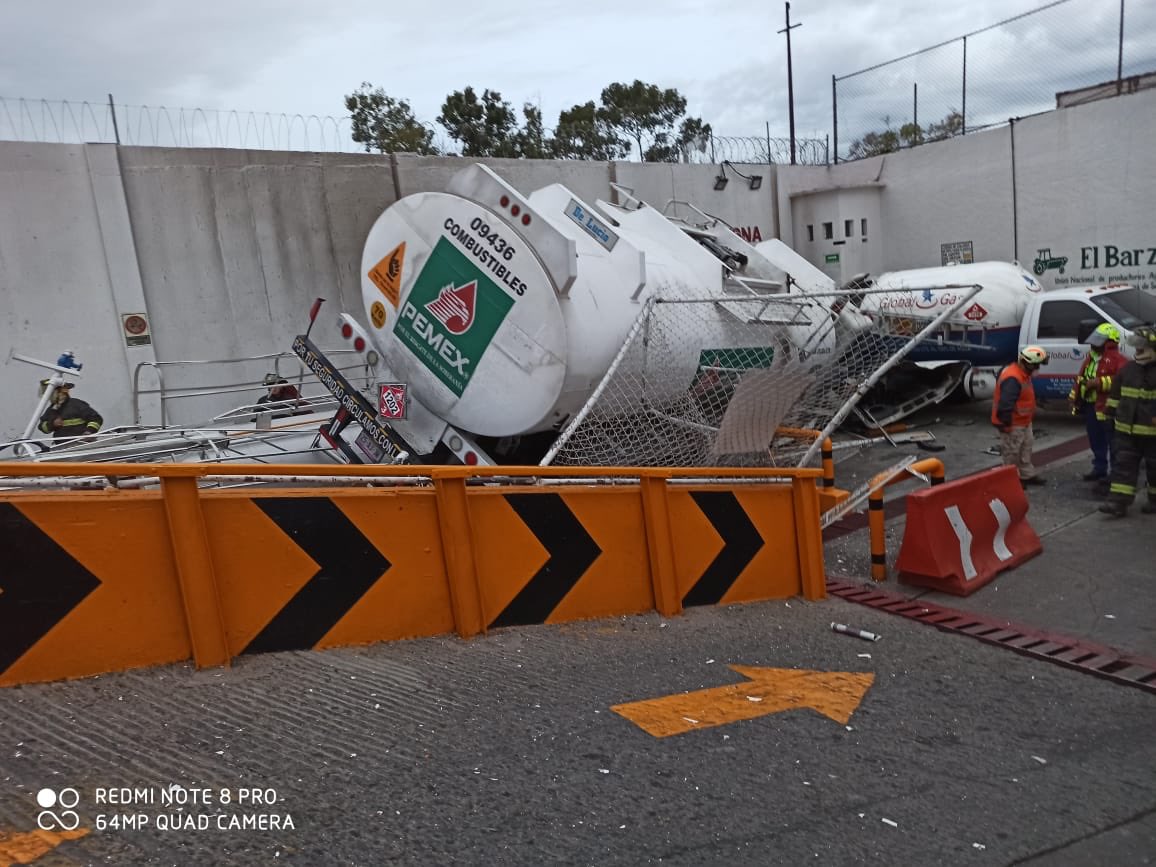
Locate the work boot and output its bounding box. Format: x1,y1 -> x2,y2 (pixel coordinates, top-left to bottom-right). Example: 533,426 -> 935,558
1142,501 -> 1156,515
1083,471 -> 1106,481
1022,476 -> 1046,487
1093,480 -> 1110,496
1098,502 -> 1127,518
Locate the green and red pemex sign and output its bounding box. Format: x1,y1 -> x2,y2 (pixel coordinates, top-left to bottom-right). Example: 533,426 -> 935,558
394,237 -> 515,396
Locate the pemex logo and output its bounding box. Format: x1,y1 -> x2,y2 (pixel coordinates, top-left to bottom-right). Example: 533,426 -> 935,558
395,237 -> 514,397
425,281 -> 476,335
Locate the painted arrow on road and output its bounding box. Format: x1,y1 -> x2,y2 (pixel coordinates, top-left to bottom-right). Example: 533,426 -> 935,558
611,666 -> 874,737
490,493 -> 602,628
0,503 -> 101,675
0,827 -> 89,864
244,497 -> 390,654
682,491 -> 764,606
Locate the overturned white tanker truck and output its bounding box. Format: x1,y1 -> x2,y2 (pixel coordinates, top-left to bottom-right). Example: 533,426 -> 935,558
303,163 -> 971,467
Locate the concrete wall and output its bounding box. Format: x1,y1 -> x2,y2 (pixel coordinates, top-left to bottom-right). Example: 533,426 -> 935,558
776,87 -> 1156,287
613,161 -> 778,244
1,87 -> 1152,441
0,143 -> 150,441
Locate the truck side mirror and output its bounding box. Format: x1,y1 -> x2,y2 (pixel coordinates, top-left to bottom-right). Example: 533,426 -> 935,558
1077,319 -> 1102,344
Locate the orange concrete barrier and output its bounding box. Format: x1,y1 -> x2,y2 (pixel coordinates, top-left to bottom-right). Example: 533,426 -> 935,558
0,462 -> 827,686
896,465 -> 1042,596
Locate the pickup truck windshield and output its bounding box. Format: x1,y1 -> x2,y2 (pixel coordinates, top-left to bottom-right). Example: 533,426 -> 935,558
1091,288 -> 1156,329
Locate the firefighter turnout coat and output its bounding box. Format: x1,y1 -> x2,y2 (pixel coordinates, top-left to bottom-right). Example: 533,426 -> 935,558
38,396 -> 103,439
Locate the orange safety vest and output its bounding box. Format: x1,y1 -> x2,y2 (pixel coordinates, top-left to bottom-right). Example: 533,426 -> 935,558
991,363 -> 1036,428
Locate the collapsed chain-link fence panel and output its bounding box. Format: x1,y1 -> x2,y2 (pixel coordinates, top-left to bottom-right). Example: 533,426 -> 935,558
543,295 -> 913,469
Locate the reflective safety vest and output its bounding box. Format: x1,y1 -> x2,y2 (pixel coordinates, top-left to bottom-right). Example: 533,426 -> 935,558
1069,345 -> 1126,420
1106,361 -> 1156,437
992,363 -> 1036,428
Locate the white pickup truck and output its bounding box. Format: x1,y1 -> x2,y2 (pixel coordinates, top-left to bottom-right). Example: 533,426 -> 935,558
962,283 -> 1156,401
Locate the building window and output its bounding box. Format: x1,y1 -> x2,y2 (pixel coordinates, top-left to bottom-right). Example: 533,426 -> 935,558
844,219 -> 854,237
806,224 -> 814,242
861,218 -> 868,236
822,222 -> 833,240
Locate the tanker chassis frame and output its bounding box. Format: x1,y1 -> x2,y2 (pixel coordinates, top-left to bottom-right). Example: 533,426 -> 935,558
292,333 -> 498,467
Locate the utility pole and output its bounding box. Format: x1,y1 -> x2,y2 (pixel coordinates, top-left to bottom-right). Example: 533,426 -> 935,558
779,2 -> 802,165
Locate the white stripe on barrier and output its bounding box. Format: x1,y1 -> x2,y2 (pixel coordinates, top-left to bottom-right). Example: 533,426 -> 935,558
988,498 -> 1014,562
944,505 -> 978,580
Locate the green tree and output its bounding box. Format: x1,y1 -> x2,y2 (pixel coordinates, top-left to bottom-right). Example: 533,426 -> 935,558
599,80 -> 695,160
645,116 -> 714,163
552,101 -> 629,160
438,87 -> 522,157
926,109 -> 964,142
513,103 -> 553,160
847,110 -> 964,159
899,121 -> 923,148
344,82 -> 438,155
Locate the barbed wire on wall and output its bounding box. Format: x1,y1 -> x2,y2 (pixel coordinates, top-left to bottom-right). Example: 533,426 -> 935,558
694,135 -> 828,166
833,0 -> 1156,162
0,96 -> 826,165
0,98 -> 358,152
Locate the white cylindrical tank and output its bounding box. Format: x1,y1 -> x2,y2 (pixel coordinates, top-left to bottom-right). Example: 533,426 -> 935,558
360,164 -> 835,438
861,260 -> 1043,329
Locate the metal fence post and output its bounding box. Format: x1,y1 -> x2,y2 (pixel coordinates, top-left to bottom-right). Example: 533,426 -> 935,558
962,36 -> 968,135
831,75 -> 838,164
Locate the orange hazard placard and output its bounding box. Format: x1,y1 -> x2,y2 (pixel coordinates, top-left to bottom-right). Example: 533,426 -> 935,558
368,242 -> 405,308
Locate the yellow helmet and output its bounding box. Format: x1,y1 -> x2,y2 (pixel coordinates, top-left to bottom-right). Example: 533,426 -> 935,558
1094,322 -> 1121,343
1018,345 -> 1049,367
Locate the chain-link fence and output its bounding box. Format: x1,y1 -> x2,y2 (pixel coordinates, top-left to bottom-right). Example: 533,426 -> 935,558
541,294 -> 924,469
834,0 -> 1156,162
0,96 -> 827,164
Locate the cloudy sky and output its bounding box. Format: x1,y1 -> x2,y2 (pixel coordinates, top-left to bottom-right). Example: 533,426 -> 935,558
2,0 -> 1153,155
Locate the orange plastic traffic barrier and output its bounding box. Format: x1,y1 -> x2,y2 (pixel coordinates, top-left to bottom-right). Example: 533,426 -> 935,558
0,460 -> 828,686
895,465 -> 1042,596
868,458 -> 946,581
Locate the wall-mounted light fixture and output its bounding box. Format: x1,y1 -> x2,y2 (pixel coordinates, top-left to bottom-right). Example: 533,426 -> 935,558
716,161 -> 763,191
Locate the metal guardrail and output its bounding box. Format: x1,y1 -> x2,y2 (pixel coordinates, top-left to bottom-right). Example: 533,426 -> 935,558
131,347 -> 371,427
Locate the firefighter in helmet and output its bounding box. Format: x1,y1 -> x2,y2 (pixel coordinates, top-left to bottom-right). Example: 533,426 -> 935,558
1099,325 -> 1156,518
992,345 -> 1049,487
37,380 -> 103,440
1068,322 -> 1125,491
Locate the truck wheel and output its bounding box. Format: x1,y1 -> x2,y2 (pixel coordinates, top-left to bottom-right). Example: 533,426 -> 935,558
1033,263 -> 1045,275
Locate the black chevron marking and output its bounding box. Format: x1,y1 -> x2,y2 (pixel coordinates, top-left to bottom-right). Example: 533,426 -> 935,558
244,497 -> 390,654
491,493 -> 602,628
682,491 -> 764,607
0,503 -> 101,674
